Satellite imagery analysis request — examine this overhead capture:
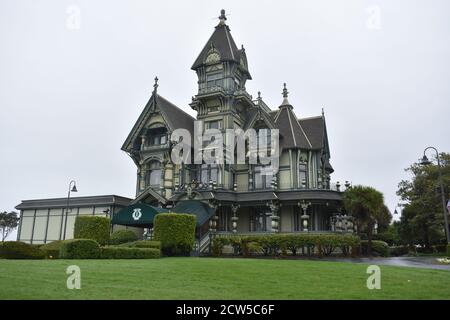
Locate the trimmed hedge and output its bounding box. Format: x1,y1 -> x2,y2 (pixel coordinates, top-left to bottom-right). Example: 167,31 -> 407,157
100,247 -> 160,259
154,213 -> 196,256
74,216 -> 110,245
117,240 -> 161,250
109,230 -> 139,245
59,239 -> 101,259
361,240 -> 389,257
212,234 -> 360,257
0,241 -> 45,259
40,240 -> 66,259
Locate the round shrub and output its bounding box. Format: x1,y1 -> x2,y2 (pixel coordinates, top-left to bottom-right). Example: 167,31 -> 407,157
41,240 -> 66,259
74,216 -> 110,245
0,241 -> 45,259
59,239 -> 101,259
100,247 -> 160,259
154,213 -> 196,256
109,230 -> 139,245
361,240 -> 389,257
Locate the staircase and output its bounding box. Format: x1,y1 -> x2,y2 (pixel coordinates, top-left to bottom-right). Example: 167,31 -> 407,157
193,232 -> 211,256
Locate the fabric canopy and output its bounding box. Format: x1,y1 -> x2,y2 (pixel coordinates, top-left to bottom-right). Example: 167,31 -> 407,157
171,200 -> 215,226
111,202 -> 168,227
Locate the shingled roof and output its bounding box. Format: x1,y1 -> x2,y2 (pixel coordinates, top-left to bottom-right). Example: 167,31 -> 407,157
299,116 -> 325,149
191,20 -> 241,70
121,91 -> 195,152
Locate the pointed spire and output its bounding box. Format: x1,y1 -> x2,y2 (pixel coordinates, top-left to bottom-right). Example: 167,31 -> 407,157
153,76 -> 159,93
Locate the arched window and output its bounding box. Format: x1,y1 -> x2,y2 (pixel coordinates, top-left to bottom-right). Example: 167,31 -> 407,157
298,161 -> 308,189
146,160 -> 161,187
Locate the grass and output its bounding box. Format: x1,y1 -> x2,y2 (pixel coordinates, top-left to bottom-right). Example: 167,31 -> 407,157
0,257 -> 449,299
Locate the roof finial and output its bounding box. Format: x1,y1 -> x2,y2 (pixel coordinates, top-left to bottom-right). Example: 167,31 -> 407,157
219,9 -> 227,24
258,91 -> 261,99
322,107 -> 325,116
153,76 -> 159,93
280,83 -> 292,108
282,83 -> 289,98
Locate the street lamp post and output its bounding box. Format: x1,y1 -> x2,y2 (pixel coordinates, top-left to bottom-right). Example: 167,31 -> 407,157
420,147 -> 449,244
62,180 -> 78,240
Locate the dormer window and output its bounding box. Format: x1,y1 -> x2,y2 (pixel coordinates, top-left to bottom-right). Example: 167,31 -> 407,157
206,72 -> 223,88
206,120 -> 222,130
149,134 -> 167,146
257,128 -> 272,149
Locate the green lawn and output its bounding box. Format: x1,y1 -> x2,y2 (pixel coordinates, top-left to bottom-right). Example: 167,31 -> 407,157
0,257 -> 449,299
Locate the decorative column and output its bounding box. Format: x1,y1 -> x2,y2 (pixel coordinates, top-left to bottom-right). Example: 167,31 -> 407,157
248,168 -> 253,191
160,160 -> 167,196
298,200 -> 311,232
231,203 -> 240,233
139,164 -> 146,191
268,201 -> 280,233
140,135 -> 147,150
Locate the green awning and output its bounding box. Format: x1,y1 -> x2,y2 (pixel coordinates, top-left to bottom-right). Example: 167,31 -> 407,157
111,202 -> 169,227
171,200 -> 215,226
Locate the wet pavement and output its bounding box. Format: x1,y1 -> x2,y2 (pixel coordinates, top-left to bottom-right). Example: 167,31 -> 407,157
322,256 -> 450,271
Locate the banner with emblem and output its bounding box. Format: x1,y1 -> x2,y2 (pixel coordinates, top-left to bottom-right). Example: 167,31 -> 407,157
111,202 -> 169,226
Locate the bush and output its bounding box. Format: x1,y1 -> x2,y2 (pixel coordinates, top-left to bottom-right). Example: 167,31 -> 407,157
59,239 -> 101,259
154,213 -> 196,256
117,240 -> 161,250
447,244 -> 450,256
361,240 -> 389,257
74,216 -> 110,245
0,241 -> 45,259
389,245 -> 409,257
212,234 -> 360,257
100,247 -> 160,259
432,244 -> 448,253
211,237 -> 228,256
41,240 -> 66,259
109,230 -> 139,245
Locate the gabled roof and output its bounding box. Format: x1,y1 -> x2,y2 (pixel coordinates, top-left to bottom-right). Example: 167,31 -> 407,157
243,106 -> 277,131
121,93 -> 195,152
132,186 -> 167,205
192,23 -> 241,70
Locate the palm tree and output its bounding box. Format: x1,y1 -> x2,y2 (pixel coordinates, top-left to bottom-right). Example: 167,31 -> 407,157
343,185 -> 385,256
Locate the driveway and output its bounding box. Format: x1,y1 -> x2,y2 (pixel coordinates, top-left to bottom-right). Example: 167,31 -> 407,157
322,256 -> 450,271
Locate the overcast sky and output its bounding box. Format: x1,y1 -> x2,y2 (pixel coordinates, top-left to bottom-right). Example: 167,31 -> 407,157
1,0 -> 449,240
